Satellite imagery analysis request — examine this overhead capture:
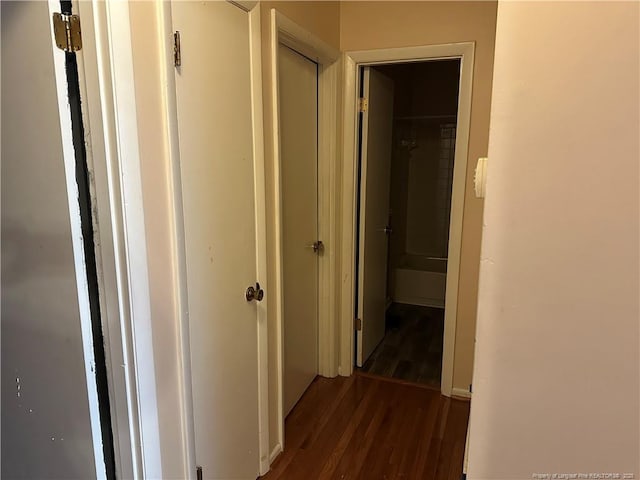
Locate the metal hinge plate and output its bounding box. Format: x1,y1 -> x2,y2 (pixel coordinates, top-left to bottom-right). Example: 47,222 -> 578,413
174,31 -> 181,67
52,13 -> 82,52
358,97 -> 368,112
355,318 -> 362,331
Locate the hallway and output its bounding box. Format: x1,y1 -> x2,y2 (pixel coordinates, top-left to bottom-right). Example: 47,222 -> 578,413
262,374 -> 469,479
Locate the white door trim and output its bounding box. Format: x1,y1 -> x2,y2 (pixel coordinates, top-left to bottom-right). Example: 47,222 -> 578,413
341,43 -> 475,397
155,2 -> 196,478
47,1 -> 109,476
248,5 -> 271,475
269,9 -> 341,453
156,1 -> 271,476
66,0 -> 160,476
67,0 -> 196,476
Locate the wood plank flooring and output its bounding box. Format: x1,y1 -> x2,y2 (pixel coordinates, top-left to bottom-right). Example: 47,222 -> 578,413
361,304 -> 444,387
261,374 -> 469,480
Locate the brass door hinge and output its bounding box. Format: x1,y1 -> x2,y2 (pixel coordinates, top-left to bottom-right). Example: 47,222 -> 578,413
52,13 -> 82,52
355,318 -> 362,331
174,31 -> 181,67
358,97 -> 368,113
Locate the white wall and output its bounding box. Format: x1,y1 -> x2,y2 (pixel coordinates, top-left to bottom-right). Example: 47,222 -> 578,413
468,1 -> 639,478
1,2 -> 98,477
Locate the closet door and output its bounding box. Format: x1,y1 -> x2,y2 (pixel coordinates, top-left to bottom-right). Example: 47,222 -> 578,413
278,44 -> 320,416
172,2 -> 261,477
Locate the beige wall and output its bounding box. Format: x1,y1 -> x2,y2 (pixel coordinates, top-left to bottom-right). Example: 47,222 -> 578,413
259,0 -> 341,455
468,1 -> 639,476
262,1 -> 340,51
340,1 -> 498,390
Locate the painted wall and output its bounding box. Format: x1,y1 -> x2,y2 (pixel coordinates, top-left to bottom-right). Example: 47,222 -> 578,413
1,1 -> 97,477
260,1 -> 341,455
468,2 -> 639,477
340,1 -> 498,391
262,1 -> 341,52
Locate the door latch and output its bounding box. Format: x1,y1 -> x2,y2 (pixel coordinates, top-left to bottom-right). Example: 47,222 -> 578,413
246,282 -> 264,302
306,240 -> 324,254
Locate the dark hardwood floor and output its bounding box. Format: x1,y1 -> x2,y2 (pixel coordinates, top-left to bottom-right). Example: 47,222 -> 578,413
361,304 -> 444,387
261,374 -> 469,480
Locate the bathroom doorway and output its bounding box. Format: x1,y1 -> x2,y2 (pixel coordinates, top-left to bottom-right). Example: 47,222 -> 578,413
354,58 -> 464,390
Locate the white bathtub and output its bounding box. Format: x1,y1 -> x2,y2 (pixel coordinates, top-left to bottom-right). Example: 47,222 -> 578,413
393,255 -> 447,308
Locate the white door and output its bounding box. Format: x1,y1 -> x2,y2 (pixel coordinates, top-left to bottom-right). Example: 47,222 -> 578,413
357,67 -> 395,367
278,44 -> 319,416
1,1 -> 107,477
172,2 -> 261,478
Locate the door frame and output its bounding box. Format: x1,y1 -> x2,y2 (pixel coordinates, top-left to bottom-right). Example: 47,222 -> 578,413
340,43 -> 475,397
57,1 -> 155,477
47,1 -> 116,476
268,9 -> 341,457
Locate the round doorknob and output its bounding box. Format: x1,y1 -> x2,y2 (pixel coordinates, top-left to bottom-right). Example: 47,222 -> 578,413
246,282 -> 264,302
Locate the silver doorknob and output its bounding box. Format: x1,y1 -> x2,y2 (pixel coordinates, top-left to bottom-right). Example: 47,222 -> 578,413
383,226 -> 393,234
246,282 -> 264,302
306,240 -> 324,254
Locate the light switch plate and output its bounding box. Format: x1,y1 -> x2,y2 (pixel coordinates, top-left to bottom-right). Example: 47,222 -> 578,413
474,157 -> 488,198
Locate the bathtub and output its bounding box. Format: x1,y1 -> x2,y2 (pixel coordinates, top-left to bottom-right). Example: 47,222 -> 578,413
393,255 -> 447,308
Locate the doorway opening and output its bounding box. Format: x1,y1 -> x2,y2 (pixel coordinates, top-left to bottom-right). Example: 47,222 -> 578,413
354,58 -> 463,390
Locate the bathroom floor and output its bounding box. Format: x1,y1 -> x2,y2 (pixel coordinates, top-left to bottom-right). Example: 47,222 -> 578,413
360,303 -> 444,388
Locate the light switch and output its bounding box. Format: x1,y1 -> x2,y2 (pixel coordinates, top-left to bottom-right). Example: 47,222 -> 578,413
474,157 -> 488,198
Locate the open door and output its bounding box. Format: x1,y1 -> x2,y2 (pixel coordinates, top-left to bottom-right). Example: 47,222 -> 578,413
2,1 -> 115,477
356,67 -> 395,367
171,2 -> 263,478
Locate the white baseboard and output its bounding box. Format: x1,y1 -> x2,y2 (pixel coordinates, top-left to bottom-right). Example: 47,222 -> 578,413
269,444 -> 283,464
452,387 -> 472,399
